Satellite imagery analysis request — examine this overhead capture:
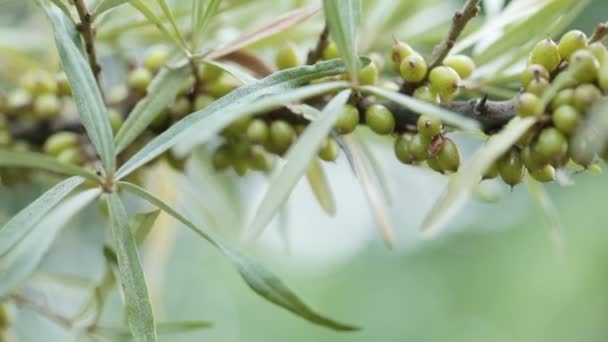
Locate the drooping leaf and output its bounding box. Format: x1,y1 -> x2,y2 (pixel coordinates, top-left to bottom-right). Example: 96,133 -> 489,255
0,177 -> 85,256
323,0 -> 361,81
38,2 -> 117,175
0,188 -> 99,296
131,210 -> 161,245
360,85 -> 480,131
129,0 -> 188,53
0,149 -> 99,181
106,192 -> 157,342
191,0 -> 222,52
245,90 -> 351,241
119,181 -> 359,331
114,65 -> 191,154
155,0 -> 185,49
115,59 -> 356,180
94,0 -> 129,16
306,159 -> 336,215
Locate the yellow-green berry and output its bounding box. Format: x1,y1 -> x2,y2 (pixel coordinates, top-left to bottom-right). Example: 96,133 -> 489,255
6,89 -> 32,114
526,78 -> 549,96
335,104 -> 359,134
143,47 -> 169,72
552,105 -> 580,135
515,92 -> 543,117
409,133 -> 431,161
569,49 -> 600,83
400,53 -> 427,83
535,127 -> 568,163
429,66 -> 461,101
56,147 -> 82,165
530,164 -> 555,183
589,42 -> 608,65
20,70 -> 58,96
108,109 -> 123,134
436,138 -> 460,172
551,88 -> 575,110
198,64 -> 224,83
246,119 -> 269,144
443,54 -> 475,79
572,84 -> 602,112
33,94 -> 61,118
275,42 -> 301,70
194,94 -> 214,110
322,41 -> 340,60
170,96 -> 192,118
358,61 -> 378,85
212,144 -> 232,171
365,104 -> 395,135
529,38 -> 561,72
249,146 -> 273,171
270,120 -> 296,154
394,134 -> 413,164
318,137 -> 340,161
498,149 -> 526,187
128,67 -> 153,92
558,30 -> 588,60
207,80 -> 236,98
44,131 -> 79,156
391,40 -> 414,71
417,114 -> 442,137
56,72 -> 71,96
222,116 -> 252,138
521,64 -> 550,88
413,86 -> 439,104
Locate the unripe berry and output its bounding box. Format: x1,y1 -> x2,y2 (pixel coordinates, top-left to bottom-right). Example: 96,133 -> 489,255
6,89 -> 32,114
409,133 -> 431,161
365,104 -> 395,135
170,96 -> 192,118
483,162 -> 499,180
558,30 -> 588,60
552,105 -> 580,135
322,41 -> 340,60
335,104 -> 359,134
56,147 -> 82,165
246,119 -> 269,144
526,78 -> 549,96
572,84 -> 602,112
33,94 -> 61,118
232,158 -> 250,176
212,145 -> 232,171
426,157 -> 444,173
588,42 -> 608,65
521,64 -> 550,88
569,49 -> 600,83
417,114 -> 442,137
443,54 -> 475,79
44,131 -> 78,156
249,146 -> 273,171
413,86 -> 439,104
128,67 -> 153,92
521,145 -> 546,171
551,88 -> 574,110
222,116 -> 252,138
358,61 -> 378,85
429,66 -> 461,101
164,150 -> 186,170
391,41 -> 414,71
436,138 -> 460,172
530,164 -> 555,183
318,137 -> 340,161
20,70 -> 58,96
400,53 -> 427,83
569,134 -> 595,167
56,72 -> 71,96
194,94 -> 214,110
270,120 -> 296,154
369,53 -> 385,73
178,76 -> 195,96
498,149 -> 525,187
529,38 -> 561,72
394,134 -> 413,164
108,109 -> 123,134
207,80 -> 236,98
599,63 -> 608,92
198,64 -> 224,83
275,42 -> 301,70
535,127 -> 568,163
515,92 -> 543,117
143,47 -> 169,72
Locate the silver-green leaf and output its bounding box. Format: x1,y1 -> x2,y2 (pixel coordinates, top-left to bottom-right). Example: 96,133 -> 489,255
0,149 -> 99,181
323,0 -> 361,81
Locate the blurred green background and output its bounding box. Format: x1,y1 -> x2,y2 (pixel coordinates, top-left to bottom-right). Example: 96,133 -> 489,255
2,0 -> 608,341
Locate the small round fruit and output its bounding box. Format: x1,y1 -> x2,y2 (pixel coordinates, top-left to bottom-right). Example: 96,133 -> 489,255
530,164 -> 555,183
483,162 -> 499,180
249,147 -> 273,171
515,92 -> 543,117
436,138 -> 460,172
535,127 -> 568,163
231,158 -> 249,176
358,61 -> 378,85
194,94 -> 214,110
589,42 -> 608,65
33,94 -> 61,118
56,147 -> 82,165
394,134 -> 412,164
400,53 -> 427,83
599,64 -> 608,92
128,67 -> 153,92
429,66 -> 461,101
43,132 -> 79,156
391,41 -> 414,71
426,157 -> 444,173
529,38 -> 561,72
443,54 -> 475,79
335,104 -> 359,134
56,72 -> 71,96
572,84 -> 602,112
246,119 -> 269,144
498,149 -> 526,187
521,64 -> 550,88
569,135 -> 595,167
521,145 -> 545,171
413,86 -> 439,104
526,78 -> 549,96
212,145 -> 232,171
552,105 -> 580,135
198,64 -> 224,83
318,137 -> 340,161
222,116 -> 252,138
170,96 -> 192,118
369,53 -> 385,73
417,114 -> 442,137
558,30 -> 588,60
275,42 -> 301,70
551,88 -> 575,110
207,80 -> 236,98
108,109 -> 123,134
409,133 -> 431,161
270,120 -> 296,154
143,47 -> 169,72
20,70 -> 57,96
569,49 -> 600,83
322,41 -> 340,60
365,104 -> 395,135
6,89 -> 32,114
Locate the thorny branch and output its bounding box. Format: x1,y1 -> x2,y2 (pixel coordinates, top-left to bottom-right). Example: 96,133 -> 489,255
589,22 -> 608,44
306,24 -> 330,65
72,0 -> 103,93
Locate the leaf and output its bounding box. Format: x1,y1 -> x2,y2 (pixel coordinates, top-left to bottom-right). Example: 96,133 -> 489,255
38,2 -> 117,175
323,0 -> 361,81
131,210 -> 161,245
245,90 -> 350,241
199,59 -> 258,85
155,0 -> 187,51
94,0 -> 129,16
355,133 -> 394,205
94,320 -> 212,338
115,59 -> 354,180
49,0 -> 74,24
360,85 -> 480,131
114,65 -> 191,154
525,177 -> 565,252
306,160 -> 336,215
205,4 -> 321,60
106,193 -> 157,342
129,0 -> 188,53
119,181 -> 359,331
191,0 -> 222,52
0,177 -> 85,257
0,188 -> 100,296
421,117 -> 536,236
570,98 -> 608,161
0,149 -> 99,181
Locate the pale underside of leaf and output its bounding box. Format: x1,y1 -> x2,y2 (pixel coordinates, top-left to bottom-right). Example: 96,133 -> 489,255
306,159 -> 337,215
0,149 -> 99,181
323,0 -> 361,81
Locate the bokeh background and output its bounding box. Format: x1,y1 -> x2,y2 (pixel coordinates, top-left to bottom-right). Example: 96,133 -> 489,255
2,0 -> 608,341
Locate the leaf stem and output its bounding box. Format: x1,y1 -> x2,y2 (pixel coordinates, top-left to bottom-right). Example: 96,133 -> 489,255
72,0 -> 103,93
306,24 -> 330,65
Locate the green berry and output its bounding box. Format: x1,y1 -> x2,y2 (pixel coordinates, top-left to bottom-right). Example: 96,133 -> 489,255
198,64 -> 224,83
44,132 -> 79,156
212,145 -> 232,171
526,78 -> 549,96
270,120 -> 296,154
207,80 -> 236,98
409,133 -> 431,161
498,149 -> 526,187
246,119 -> 269,144
521,145 -> 545,171
400,53 -> 427,83
56,147 -> 82,165
33,94 -> 60,118
426,157 -> 444,173
20,70 -> 58,96
128,67 -> 152,92
599,63 -> 608,92
436,138 -> 460,172
232,157 -> 250,176
369,53 -> 385,73
170,96 -> 192,118
358,61 -> 378,85
429,66 -> 461,101
535,127 -> 568,163
6,89 -> 32,114
515,92 -> 543,117
558,30 -> 588,60
394,134 -> 413,164
443,54 -> 475,79
365,104 -> 395,135
56,72 -> 71,96
417,114 -> 442,137
165,151 -> 186,170
572,84 -> 602,112
108,109 -> 123,134
551,88 -> 575,110
391,41 -> 414,71
249,146 -> 273,171
483,162 -> 499,180
529,38 -> 561,72
335,104 -> 359,134
275,42 -> 301,70
178,76 -> 195,96
318,137 -> 340,161
588,42 -> 608,65
569,134 -> 595,167
521,64 -> 550,88
322,41 -> 340,60
530,164 -> 555,183
413,86 -> 440,104
552,105 -> 580,135
569,49 -> 600,83
143,47 -> 169,72
222,116 -> 252,138
194,94 -> 214,110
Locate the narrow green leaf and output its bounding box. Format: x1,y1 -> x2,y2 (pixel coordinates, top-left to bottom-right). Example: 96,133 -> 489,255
245,90 -> 351,240
355,133 -> 394,205
155,0 -> 186,49
94,320 -> 212,338
119,181 -> 360,331
421,117 -> 536,236
0,177 -> 85,256
306,160 -> 336,215
107,193 -> 157,342
49,0 -> 74,24
192,0 -> 222,51
129,0 -> 188,53
131,210 -> 161,245
323,0 -> 361,81
570,98 -> 608,161
199,59 -> 257,85
38,2 -> 117,174
74,266 -> 116,321
526,177 -> 565,251
360,85 -> 480,131
114,65 -> 191,154
0,188 -> 99,296
94,0 -> 129,16
0,149 -> 99,181
115,59 -> 355,180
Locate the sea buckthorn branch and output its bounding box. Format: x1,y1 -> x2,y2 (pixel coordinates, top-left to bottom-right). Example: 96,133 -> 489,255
72,0 -> 102,89
589,22 -> 608,44
306,24 -> 330,65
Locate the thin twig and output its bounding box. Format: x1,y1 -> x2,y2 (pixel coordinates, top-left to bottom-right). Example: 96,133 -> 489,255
9,293 -> 74,329
72,0 -> 103,91
589,22 -> 608,44
306,24 -> 330,65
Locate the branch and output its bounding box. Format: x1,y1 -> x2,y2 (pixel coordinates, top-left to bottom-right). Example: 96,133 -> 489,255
306,24 -> 330,65
8,293 -> 74,329
589,22 -> 608,44
72,0 -> 102,90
